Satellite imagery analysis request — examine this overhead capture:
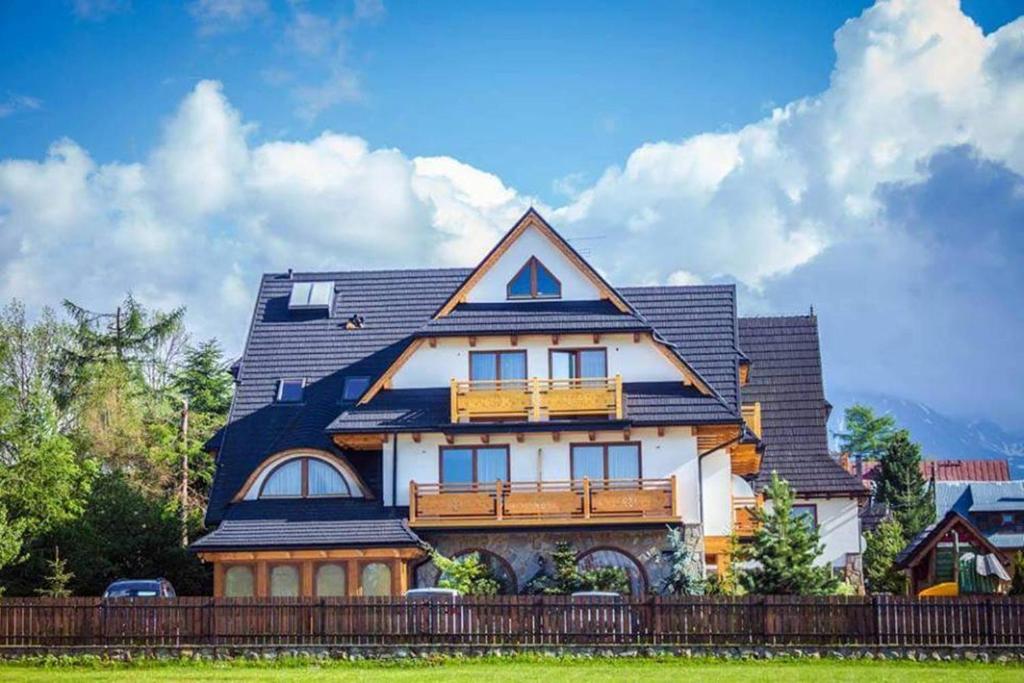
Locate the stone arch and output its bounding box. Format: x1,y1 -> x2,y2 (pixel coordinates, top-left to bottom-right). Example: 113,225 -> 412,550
445,547 -> 518,594
576,545 -> 649,595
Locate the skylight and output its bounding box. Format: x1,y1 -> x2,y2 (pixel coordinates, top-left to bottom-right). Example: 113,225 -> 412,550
288,281 -> 334,311
277,378 -> 305,403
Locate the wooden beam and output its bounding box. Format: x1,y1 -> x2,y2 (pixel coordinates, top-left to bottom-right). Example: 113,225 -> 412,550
552,432 -> 561,442
552,334 -> 560,346
623,428 -> 631,441
444,434 -> 455,445
332,433 -> 386,451
646,332 -> 714,396
199,547 -> 426,562
412,433 -> 421,443
510,334 -> 518,347
480,434 -> 490,444
469,336 -> 477,347
428,337 -> 437,348
516,433 -> 525,443
633,332 -> 640,343
657,426 -> 666,437
588,431 -> 596,442
592,333 -> 601,344
359,338 -> 424,405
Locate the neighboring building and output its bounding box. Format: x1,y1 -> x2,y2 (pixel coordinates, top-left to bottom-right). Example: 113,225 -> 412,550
844,458 -> 1011,485
192,210 -> 867,598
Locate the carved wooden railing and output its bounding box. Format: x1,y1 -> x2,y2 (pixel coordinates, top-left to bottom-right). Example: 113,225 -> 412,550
733,498 -> 759,537
449,376 -> 623,423
409,476 -> 676,527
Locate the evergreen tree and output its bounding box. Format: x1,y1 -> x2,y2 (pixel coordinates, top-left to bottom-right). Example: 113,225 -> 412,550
874,430 -> 935,540
740,472 -> 838,595
524,542 -> 630,595
35,547 -> 73,598
173,340 -> 233,415
863,518 -> 908,594
429,549 -> 501,596
661,525 -> 705,595
1009,552 -> 1024,596
835,403 -> 896,462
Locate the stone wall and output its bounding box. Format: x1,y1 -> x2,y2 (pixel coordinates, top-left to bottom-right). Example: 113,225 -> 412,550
415,525 -> 703,594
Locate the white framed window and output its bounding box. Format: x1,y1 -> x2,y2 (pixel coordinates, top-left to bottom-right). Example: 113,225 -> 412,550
277,378 -> 305,403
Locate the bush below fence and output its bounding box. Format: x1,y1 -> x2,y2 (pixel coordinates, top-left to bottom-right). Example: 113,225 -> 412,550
0,596 -> 1023,650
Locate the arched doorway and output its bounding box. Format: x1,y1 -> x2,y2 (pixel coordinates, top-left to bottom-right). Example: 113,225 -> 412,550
438,548 -> 518,594
577,546 -> 648,595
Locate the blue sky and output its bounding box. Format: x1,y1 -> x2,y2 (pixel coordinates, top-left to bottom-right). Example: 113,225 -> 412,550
1,0 -> 1023,432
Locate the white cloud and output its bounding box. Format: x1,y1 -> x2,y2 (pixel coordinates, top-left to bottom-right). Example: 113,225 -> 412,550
71,0 -> 130,20
1,0 -> 1023,426
0,94 -> 42,118
188,0 -> 269,35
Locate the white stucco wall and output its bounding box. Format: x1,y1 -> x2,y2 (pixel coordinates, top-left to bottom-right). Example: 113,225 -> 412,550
385,427 -> 704,523
701,449 -> 733,537
465,224 -> 602,303
804,497 -> 862,568
391,333 -> 683,388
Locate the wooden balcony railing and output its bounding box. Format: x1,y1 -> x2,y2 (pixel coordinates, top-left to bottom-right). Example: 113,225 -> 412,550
733,498 -> 759,537
409,476 -> 677,527
449,376 -> 623,423
742,402 -> 761,438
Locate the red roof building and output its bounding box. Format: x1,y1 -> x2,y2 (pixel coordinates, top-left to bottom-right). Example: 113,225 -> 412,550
842,457 -> 1010,483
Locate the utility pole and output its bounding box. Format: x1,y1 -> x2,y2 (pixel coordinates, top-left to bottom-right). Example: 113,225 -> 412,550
180,396 -> 189,547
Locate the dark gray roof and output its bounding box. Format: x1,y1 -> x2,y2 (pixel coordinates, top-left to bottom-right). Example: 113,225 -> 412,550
620,285 -> 741,413
327,381 -> 738,433
739,316 -> 867,497
416,300 -> 651,337
893,510 -> 1005,568
192,499 -> 420,551
206,268 -> 471,523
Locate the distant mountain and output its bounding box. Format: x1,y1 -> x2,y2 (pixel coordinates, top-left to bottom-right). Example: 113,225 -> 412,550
826,391 -> 1024,479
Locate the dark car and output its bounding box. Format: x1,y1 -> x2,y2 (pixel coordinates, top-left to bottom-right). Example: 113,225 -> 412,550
102,578 -> 176,598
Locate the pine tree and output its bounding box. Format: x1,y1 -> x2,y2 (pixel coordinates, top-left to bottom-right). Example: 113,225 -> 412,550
874,430 -> 934,540
430,549 -> 501,596
661,525 -> 705,595
863,518 -> 908,594
173,340 -> 233,415
35,547 -> 74,598
1009,552 -> 1024,596
740,472 -> 838,595
834,404 -> 896,462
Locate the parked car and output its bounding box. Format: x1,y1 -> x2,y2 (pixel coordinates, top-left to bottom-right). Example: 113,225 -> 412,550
102,578 -> 176,598
404,588 -> 460,602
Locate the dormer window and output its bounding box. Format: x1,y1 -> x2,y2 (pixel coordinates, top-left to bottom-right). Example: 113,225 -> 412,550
507,257 -> 561,300
277,378 -> 305,403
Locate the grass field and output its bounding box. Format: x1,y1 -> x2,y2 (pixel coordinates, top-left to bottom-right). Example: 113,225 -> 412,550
1,657 -> 1022,682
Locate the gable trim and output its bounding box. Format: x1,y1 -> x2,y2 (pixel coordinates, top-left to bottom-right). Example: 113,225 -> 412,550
434,208 -> 632,317
358,338 -> 425,405
895,510 -> 1006,570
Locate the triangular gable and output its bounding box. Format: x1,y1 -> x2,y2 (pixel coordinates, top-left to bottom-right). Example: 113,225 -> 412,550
894,511 -> 1006,570
433,208 -> 633,317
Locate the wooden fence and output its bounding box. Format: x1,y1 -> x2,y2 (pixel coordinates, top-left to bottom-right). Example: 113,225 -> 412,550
1,596 -> 1023,649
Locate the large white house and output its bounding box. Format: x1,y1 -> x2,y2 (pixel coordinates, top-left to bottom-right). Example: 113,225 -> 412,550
193,209 -> 867,597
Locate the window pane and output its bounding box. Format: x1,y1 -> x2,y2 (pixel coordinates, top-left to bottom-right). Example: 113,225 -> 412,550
578,350 -> 607,378
535,261 -> 561,297
470,353 -> 497,381
477,447 -> 507,482
572,446 -> 604,480
278,379 -> 304,402
342,376 -> 370,400
507,263 -> 532,298
607,444 -> 640,480
262,460 -> 302,497
499,352 -> 526,380
361,563 -> 392,596
270,565 -> 300,597
224,566 -> 254,597
550,351 -> 573,379
791,505 -> 817,530
441,448 -> 474,484
309,459 -> 348,496
316,564 -> 347,597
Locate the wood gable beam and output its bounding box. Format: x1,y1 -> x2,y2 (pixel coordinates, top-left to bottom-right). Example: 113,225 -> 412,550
358,338 -> 424,406
433,210 -> 632,318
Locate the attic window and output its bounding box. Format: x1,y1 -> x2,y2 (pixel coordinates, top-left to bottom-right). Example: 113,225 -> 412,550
288,281 -> 333,311
507,257 -> 561,300
342,376 -> 370,401
277,378 -> 305,403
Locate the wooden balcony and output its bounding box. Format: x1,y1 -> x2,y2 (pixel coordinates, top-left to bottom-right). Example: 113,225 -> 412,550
449,376 -> 623,423
409,477 -> 677,528
733,498 -> 759,538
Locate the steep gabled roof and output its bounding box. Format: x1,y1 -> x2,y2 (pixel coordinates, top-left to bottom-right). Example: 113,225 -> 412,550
739,315 -> 867,497
433,208 -> 633,317
894,510 -> 1006,569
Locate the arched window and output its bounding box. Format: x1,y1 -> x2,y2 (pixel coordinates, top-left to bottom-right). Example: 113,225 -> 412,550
260,457 -> 352,499
577,547 -> 648,596
224,565 -> 254,597
316,563 -> 347,597
270,564 -> 300,597
507,257 -> 561,299
361,563 -> 392,596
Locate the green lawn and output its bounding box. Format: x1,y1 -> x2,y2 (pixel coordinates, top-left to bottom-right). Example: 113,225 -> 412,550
1,657 -> 1022,682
